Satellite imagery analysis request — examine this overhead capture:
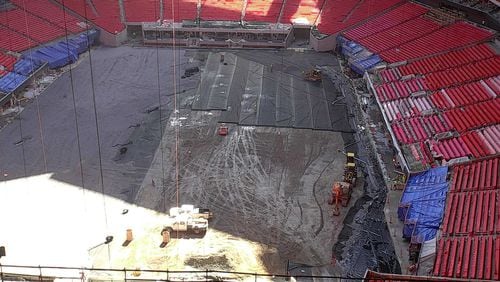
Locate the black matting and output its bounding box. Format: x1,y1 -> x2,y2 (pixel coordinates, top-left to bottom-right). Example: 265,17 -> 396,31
192,52 -> 352,132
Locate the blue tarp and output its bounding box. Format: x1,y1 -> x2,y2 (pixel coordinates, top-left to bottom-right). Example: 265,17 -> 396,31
336,35 -> 348,46
54,41 -> 79,61
69,30 -> 98,53
0,72 -> 28,93
86,29 -> 99,45
25,44 -> 77,69
68,35 -> 89,54
1,30 -> 96,94
398,166 -> 449,241
350,54 -> 382,75
57,41 -> 80,56
22,31 -> 96,69
341,40 -> 364,58
13,58 -> 43,76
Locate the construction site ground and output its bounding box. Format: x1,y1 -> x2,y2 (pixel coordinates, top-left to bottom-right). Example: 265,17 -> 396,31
0,47 -> 399,280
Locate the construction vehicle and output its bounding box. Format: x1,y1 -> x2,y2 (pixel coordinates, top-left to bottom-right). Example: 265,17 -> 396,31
161,214 -> 208,235
169,204 -> 213,220
303,68 -> 322,82
328,181 -> 352,215
343,152 -> 357,185
218,124 -> 228,136
329,152 -> 357,216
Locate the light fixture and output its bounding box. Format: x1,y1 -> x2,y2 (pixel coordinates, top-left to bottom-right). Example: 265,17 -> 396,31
88,236 -> 114,252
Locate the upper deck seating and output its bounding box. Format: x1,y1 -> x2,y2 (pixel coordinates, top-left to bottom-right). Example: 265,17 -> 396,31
200,0 -> 243,21
244,0 -> 283,23
379,21 -> 494,63
163,0 -> 198,21
124,0 -> 161,22
0,8 -> 65,43
53,0 -> 124,33
344,2 -> 428,41
317,0 -> 403,35
11,0 -> 85,33
280,0 -> 325,25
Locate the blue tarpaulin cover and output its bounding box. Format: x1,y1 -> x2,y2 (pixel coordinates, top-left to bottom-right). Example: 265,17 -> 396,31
341,40 -> 364,57
2,31 -> 95,93
57,41 -> 80,56
54,41 -> 79,61
86,29 -> 99,45
25,48 -> 66,69
350,54 -> 382,75
24,44 -> 77,69
13,58 -> 43,76
68,37 -> 87,54
69,30 -> 98,54
0,72 -> 28,93
398,166 -> 449,241
22,31 -> 96,69
337,35 -> 348,46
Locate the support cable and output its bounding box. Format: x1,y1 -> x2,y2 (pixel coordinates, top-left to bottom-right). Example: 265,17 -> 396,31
20,0 -> 48,173
172,0 -> 180,216
4,2 -> 28,177
153,0 -> 167,213
60,0 -> 86,191
81,0 -> 109,230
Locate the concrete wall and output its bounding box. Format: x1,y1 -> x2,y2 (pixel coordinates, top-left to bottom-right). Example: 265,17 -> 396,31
285,27 -> 295,47
144,38 -> 288,48
292,26 -> 310,40
309,32 -> 337,52
142,26 -> 291,48
99,28 -> 128,47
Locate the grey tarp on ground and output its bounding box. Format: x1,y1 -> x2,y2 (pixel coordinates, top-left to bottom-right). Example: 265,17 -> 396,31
239,60 -> 262,125
219,56 -> 248,123
193,52 -> 351,132
192,52 -> 236,110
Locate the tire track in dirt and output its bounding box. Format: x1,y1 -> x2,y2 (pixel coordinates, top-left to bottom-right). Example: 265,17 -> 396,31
295,150 -> 331,237
312,158 -> 336,236
166,114 -> 345,271
182,127 -> 293,237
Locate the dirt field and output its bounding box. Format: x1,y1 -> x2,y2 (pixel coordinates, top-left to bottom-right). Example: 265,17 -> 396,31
131,109 -> 353,274
0,46 -> 368,279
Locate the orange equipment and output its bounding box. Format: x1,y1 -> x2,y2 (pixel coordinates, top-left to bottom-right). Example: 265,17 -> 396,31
329,183 -> 342,216
328,182 -> 352,216
328,152 -> 357,216
218,124 -> 228,136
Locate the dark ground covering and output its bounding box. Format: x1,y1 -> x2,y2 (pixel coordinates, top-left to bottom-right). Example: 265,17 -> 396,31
0,46 -> 399,277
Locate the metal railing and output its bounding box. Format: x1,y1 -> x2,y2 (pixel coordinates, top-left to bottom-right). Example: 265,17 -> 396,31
0,264 -> 354,282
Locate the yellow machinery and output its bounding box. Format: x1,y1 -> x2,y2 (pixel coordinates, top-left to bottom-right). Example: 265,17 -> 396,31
344,152 -> 357,185
303,69 -> 322,82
